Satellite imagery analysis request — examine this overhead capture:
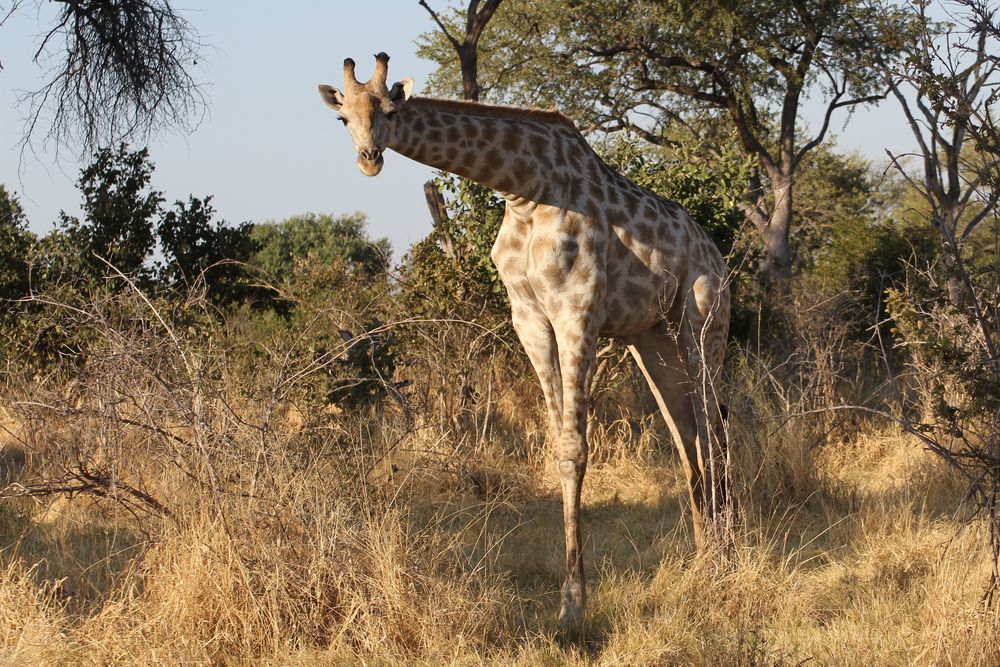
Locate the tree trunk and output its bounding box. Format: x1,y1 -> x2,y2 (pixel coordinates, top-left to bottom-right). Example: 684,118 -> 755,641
939,205 -> 965,306
758,173 -> 793,281
459,47 -> 480,101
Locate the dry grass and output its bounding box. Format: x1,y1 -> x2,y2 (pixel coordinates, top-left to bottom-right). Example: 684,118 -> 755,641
0,294 -> 998,665
2,397 -> 999,665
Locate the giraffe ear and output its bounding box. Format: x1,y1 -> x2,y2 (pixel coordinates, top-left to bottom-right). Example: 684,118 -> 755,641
388,77 -> 415,103
318,84 -> 345,110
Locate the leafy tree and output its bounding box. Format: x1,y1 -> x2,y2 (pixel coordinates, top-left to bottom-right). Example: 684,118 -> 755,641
801,154 -> 937,334
884,0 -> 999,241
245,213 -> 397,412
251,212 -> 390,289
5,145 -> 272,370
249,212 -> 393,334
418,0 -> 911,280
794,149 -> 882,276
0,186 -> 35,305
399,174 -> 508,323
32,145 -> 260,305
875,0 -> 1000,302
418,0 -> 504,101
44,144 -> 162,287
0,187 -> 48,368
157,195 -> 260,307
873,1 -> 1000,593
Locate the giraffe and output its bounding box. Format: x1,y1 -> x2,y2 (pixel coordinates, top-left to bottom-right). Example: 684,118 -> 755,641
319,53 -> 731,625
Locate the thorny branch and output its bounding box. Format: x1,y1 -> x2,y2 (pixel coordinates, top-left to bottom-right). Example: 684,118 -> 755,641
8,0 -> 206,158
2,465 -> 173,518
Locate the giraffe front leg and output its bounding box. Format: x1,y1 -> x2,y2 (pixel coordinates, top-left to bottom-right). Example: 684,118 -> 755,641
510,304 -> 563,440
552,314 -> 599,627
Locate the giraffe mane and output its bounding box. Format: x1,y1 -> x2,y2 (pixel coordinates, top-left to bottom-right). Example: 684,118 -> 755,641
407,97 -> 579,131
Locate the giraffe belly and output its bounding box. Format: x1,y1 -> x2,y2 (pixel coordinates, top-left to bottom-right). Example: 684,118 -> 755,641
599,234 -> 681,338
599,272 -> 678,337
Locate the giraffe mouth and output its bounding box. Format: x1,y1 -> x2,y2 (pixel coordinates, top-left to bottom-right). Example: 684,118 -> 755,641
357,152 -> 384,176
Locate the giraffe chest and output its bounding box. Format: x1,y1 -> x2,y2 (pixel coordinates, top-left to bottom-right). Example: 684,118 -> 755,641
490,200 -> 692,337
491,205 -> 607,319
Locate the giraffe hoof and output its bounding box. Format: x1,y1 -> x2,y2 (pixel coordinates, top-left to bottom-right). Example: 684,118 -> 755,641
558,602 -> 583,628
558,581 -> 585,627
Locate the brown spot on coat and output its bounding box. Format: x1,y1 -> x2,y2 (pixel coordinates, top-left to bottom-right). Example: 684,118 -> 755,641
512,157 -> 531,184
636,222 -> 654,245
607,300 -> 623,321
588,160 -> 602,185
481,121 -> 498,141
562,215 -> 582,236
531,236 -> 556,262
554,137 -> 567,165
568,176 -> 583,202
501,129 -> 523,152
607,185 -> 620,205
461,117 -> 479,138
542,263 -> 564,285
624,192 -> 640,217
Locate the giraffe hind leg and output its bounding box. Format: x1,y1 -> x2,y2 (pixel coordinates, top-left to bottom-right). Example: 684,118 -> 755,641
628,322 -> 729,549
627,326 -> 707,547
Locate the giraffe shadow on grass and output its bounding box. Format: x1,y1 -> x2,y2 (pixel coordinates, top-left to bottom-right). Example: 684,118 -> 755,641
407,432 -> 974,653
410,457 -> 694,647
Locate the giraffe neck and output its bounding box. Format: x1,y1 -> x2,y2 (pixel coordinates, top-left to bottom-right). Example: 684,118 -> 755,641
388,97 -> 593,202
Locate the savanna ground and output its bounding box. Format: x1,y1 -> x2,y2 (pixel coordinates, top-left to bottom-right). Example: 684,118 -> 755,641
0,285 -> 996,666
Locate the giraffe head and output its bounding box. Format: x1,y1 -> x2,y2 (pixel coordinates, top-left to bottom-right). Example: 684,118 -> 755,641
318,53 -> 414,176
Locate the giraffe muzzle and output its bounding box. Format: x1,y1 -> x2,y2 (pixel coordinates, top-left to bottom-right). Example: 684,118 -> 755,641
357,148 -> 384,176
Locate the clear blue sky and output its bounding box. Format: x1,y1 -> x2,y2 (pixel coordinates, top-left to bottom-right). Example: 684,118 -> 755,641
0,2 -> 916,257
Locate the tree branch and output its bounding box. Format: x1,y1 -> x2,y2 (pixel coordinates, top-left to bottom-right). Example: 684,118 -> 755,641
418,0 -> 461,49
796,88 -> 889,167
468,0 -> 501,45
19,0 -> 206,157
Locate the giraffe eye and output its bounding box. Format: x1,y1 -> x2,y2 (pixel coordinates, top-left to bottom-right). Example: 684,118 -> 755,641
338,116 -> 348,125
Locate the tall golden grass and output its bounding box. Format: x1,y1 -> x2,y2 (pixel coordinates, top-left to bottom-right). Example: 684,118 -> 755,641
0,291 -> 998,665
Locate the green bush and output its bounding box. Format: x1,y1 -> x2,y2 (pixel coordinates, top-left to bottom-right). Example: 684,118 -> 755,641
397,175 -> 508,325
0,187 -> 34,308
48,144 -> 162,288
157,195 -> 261,307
